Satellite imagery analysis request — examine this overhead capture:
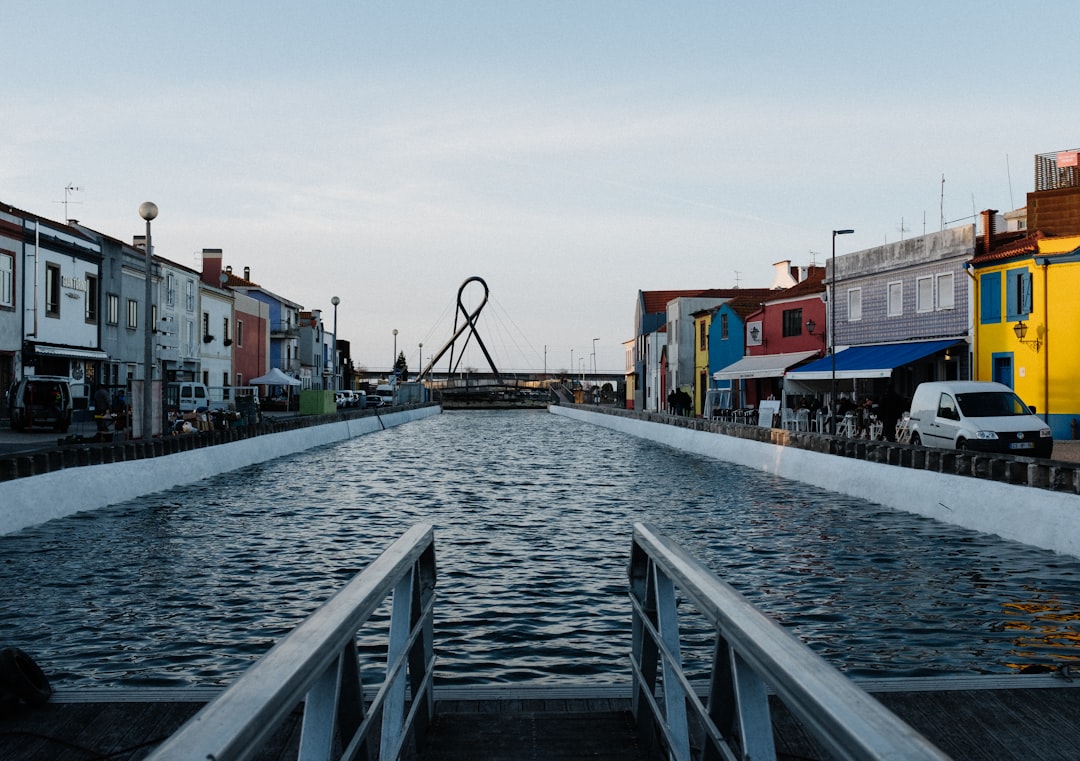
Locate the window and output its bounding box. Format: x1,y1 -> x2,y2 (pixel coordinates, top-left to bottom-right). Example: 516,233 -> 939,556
698,320 -> 707,350
46,263 -> 61,317
887,281 -> 903,317
236,373 -> 243,387
107,294 -> 119,325
936,273 -> 954,310
0,251 -> 13,308
202,312 -> 210,338
1005,268 -> 1032,321
980,272 -> 1001,324
782,307 -> 803,337
127,299 -> 138,329
847,288 -> 862,321
166,273 -> 176,307
237,319 -> 244,347
916,276 -> 934,313
719,314 -> 728,340
85,275 -> 98,323
186,279 -> 195,312
223,316 -> 230,343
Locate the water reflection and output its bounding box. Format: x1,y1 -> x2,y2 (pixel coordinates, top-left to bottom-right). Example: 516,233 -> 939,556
0,409 -> 1077,687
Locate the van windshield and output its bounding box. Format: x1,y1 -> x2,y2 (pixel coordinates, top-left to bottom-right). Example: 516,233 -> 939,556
955,391 -> 1030,417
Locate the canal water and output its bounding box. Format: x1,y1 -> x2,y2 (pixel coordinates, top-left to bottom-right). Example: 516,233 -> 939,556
1,410 -> 1078,689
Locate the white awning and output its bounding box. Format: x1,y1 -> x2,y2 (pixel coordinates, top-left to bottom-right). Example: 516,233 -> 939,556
32,345 -> 109,360
712,350 -> 820,381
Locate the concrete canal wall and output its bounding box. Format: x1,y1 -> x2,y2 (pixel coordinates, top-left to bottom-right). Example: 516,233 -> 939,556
0,404 -> 441,536
551,405 -> 1080,559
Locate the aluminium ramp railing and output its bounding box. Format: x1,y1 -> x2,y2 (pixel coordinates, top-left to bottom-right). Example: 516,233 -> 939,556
629,522 -> 950,761
147,522 -> 437,761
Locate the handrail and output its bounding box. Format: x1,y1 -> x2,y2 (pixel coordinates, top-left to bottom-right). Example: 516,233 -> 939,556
146,523 -> 437,761
629,522 -> 950,761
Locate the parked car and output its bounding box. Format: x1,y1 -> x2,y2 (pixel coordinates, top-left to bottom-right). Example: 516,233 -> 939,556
7,376 -> 73,432
906,381 -> 1052,458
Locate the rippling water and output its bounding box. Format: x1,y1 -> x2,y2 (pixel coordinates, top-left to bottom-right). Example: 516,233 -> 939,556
1,410 -> 1078,688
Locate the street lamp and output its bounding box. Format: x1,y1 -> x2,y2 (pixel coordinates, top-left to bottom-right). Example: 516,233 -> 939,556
392,328 -> 398,373
331,296 -> 340,390
592,337 -> 599,377
139,201 -> 158,441
830,228 -> 854,435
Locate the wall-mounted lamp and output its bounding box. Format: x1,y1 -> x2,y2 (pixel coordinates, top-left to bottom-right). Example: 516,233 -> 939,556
805,319 -> 816,334
749,325 -> 760,342
1013,321 -> 1042,352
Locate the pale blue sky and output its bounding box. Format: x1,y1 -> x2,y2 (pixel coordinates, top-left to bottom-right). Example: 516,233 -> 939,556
4,2 -> 1079,373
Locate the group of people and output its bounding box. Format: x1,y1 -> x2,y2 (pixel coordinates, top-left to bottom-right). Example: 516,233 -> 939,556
666,389 -> 694,417
92,385 -> 127,438
828,392 -> 904,441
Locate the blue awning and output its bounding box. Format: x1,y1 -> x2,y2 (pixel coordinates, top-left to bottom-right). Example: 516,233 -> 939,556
785,339 -> 961,381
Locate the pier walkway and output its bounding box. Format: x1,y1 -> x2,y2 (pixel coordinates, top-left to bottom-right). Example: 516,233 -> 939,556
3,524 -> 1079,761
3,679 -> 1079,760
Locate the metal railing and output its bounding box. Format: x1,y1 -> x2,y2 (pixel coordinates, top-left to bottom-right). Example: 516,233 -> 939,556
147,523 -> 437,761
628,522 -> 949,761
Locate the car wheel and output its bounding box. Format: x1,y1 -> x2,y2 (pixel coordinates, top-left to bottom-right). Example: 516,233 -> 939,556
957,439 -> 968,451
910,433 -> 921,446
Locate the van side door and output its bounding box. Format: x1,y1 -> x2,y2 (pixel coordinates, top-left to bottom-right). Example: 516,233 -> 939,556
926,392 -> 960,448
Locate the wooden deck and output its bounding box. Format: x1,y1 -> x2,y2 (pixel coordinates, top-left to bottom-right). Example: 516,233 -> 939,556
1,677 -> 1078,760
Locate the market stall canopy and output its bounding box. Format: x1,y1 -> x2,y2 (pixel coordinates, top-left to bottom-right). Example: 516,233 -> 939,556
250,368 -> 301,386
712,350 -> 820,381
785,339 -> 961,382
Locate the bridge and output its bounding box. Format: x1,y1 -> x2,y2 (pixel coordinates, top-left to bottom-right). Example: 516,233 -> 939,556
409,276 -> 622,405
11,523 -> 1078,760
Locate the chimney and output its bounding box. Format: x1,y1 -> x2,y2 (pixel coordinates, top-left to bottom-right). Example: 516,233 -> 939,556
243,266 -> 250,281
981,209 -> 998,256
201,248 -> 223,286
769,260 -> 797,289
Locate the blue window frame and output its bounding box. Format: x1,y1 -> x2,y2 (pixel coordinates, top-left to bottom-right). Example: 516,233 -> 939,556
979,272 -> 1001,324
1005,268 -> 1032,322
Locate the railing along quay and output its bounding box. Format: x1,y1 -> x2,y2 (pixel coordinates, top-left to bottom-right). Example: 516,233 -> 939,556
145,523 -> 437,761
0,402 -> 439,483
576,404 -> 1080,494
629,522 -> 948,761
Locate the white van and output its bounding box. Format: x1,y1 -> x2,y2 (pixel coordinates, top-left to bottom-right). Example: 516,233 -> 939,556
907,381 -> 1052,458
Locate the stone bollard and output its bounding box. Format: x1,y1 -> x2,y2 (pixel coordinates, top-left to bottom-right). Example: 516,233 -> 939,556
1048,465 -> 1078,493
971,455 -> 991,479
101,446 -> 116,464
87,447 -> 102,465
63,448 -> 78,468
0,458 -> 17,481
939,452 -> 956,474
1027,462 -> 1050,489
954,453 -> 972,477
1004,459 -> 1028,484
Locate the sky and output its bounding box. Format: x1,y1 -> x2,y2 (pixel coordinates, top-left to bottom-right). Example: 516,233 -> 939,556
4,1 -> 1079,374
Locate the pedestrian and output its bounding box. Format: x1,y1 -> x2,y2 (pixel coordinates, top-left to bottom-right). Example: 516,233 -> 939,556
93,385 -> 111,435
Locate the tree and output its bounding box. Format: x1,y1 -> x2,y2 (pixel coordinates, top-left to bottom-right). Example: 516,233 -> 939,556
393,351 -> 409,381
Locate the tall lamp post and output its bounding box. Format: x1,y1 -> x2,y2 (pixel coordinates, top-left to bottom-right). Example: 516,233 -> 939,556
392,328 -> 398,375
830,228 -> 855,435
330,296 -> 340,390
139,201 -> 158,441
592,337 -> 599,377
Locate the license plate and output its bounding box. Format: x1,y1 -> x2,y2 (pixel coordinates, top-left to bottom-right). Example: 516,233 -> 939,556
1009,442 -> 1034,449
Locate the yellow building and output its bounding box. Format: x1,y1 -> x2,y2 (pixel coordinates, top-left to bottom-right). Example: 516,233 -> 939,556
692,310 -> 713,416
970,233 -> 1080,439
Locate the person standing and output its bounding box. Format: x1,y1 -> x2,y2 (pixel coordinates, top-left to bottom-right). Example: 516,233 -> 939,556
93,385 -> 111,435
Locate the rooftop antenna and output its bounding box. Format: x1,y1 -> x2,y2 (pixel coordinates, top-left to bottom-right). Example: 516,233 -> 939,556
808,250 -> 820,266
733,270 -> 742,288
59,183 -> 82,222
897,217 -> 910,241
939,174 -> 945,232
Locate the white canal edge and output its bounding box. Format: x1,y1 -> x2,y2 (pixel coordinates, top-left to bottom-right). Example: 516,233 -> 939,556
551,405 -> 1080,560
1,406 -> 441,536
